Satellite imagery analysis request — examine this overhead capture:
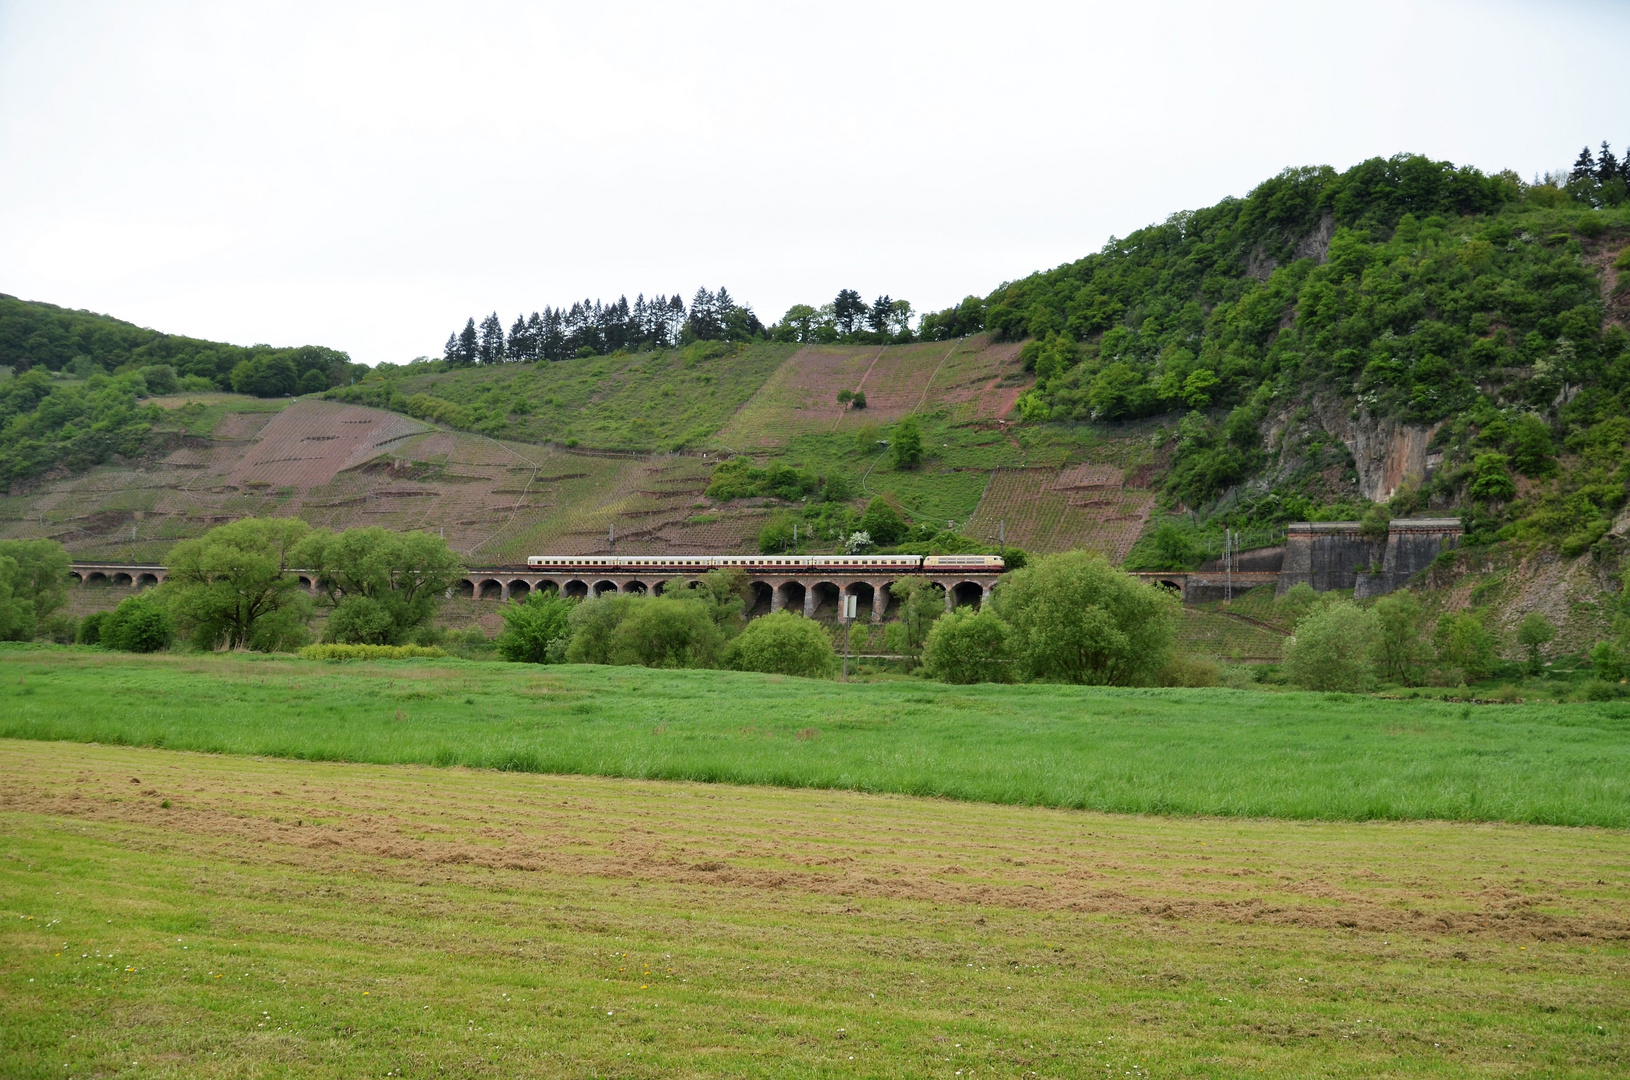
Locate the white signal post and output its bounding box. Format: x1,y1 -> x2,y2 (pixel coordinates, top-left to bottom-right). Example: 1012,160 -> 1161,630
842,593 -> 859,680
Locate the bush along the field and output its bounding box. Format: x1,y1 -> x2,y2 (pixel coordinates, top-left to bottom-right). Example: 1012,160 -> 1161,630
1283,599 -> 1378,692
165,518 -> 316,651
163,518 -> 463,653
0,538 -> 72,642
883,577 -> 945,663
1433,611 -> 1498,682
921,607 -> 1013,684
298,526 -> 464,646
565,593 -> 724,669
75,611 -> 107,646
100,595 -> 174,653
299,643 -> 448,661
724,611 -> 837,678
495,591 -> 574,663
990,551 -> 1179,685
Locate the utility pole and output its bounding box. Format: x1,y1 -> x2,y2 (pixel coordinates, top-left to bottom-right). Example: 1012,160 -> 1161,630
1225,528 -> 1233,602
793,523 -> 798,555
999,519 -> 1005,559
608,523 -> 615,553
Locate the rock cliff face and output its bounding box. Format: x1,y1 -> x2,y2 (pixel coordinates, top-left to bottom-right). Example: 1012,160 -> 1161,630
1309,400 -> 1442,503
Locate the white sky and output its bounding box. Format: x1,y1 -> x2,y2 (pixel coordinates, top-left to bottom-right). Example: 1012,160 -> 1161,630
1,0 -> 1626,366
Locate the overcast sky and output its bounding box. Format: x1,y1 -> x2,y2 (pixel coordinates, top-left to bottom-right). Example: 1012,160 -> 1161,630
1,1 -> 1626,366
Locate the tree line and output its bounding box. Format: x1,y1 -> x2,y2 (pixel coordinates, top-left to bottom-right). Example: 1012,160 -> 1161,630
437,285 -> 992,364
0,295 -> 364,396
443,288 -> 765,365
1568,141 -> 1630,206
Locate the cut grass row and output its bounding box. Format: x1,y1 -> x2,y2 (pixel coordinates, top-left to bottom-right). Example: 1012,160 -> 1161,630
3,739 -> 1625,1078
3,645 -> 1628,827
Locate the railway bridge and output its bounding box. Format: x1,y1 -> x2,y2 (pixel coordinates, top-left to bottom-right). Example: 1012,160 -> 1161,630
66,560 -> 1000,623
452,564 -> 1000,622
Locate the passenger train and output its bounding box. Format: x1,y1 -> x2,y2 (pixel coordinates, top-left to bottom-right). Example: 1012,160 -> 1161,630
524,553 -> 1004,571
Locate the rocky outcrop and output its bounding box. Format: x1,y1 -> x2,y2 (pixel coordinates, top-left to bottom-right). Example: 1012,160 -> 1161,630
1310,400 -> 1443,503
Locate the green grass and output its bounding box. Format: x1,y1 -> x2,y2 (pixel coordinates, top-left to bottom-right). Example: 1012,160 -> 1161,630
3,645 -> 1628,827
389,342 -> 797,451
3,739 -> 1626,1078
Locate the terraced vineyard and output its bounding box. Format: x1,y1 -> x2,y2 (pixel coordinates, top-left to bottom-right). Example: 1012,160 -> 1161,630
0,336 -> 1179,561
966,465 -> 1155,559
718,335 -> 1024,448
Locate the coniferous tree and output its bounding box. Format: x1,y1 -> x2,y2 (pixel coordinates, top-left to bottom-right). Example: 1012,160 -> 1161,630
456,318 -> 479,366
524,311 -> 544,361
1598,142 -> 1620,187
1571,145 -> 1597,184
477,312 -> 505,363
666,294 -> 686,344
868,295 -> 893,334
508,314 -> 530,361
443,333 -> 461,364
833,289 -> 865,336
688,288 -> 721,341
541,308 -> 566,362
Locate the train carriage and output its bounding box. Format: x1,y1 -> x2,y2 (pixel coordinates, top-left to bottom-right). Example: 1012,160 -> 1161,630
525,553 -> 1003,572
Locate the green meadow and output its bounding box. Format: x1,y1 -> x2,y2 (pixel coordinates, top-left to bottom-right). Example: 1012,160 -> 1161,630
3,645 -> 1627,828
3,740 -> 1626,1079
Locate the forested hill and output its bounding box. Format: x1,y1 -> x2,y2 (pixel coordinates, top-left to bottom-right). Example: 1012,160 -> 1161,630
0,295 -> 363,395
6,149 -> 1630,568
963,151 -> 1630,555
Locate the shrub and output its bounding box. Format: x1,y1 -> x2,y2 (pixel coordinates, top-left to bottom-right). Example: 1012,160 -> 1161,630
992,550 -> 1178,685
1585,678 -> 1622,701
891,415 -> 923,468
324,595 -> 397,645
1370,591 -> 1427,683
100,596 -> 175,653
860,499 -> 907,547
887,577 -> 945,659
496,591 -> 574,663
1589,639 -> 1625,680
922,607 -> 1013,683
609,596 -> 724,669
725,611 -> 837,678
1434,611 -> 1497,681
299,643 -> 448,661
0,537 -> 72,642
76,611 -> 108,646
565,594 -> 635,664
1283,599 -> 1377,692
1157,655 -> 1220,687
1516,611 -> 1556,674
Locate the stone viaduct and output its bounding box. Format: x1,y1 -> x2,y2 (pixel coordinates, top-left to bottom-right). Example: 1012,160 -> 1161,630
65,517 -> 1458,614
66,561 -> 999,623
449,566 -> 999,622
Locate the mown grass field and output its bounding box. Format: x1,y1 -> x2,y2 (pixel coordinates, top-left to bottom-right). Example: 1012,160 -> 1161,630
2,646 -> 1628,827
2,739 -> 1626,1078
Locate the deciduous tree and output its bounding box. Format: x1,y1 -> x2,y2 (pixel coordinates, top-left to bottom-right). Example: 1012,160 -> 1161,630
992,551 -> 1178,685
725,610 -> 836,678
165,517 -> 314,651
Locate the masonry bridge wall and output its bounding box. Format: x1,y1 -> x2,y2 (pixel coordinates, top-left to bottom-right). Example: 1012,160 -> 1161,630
451,569 -> 1000,622
67,520 -> 1457,615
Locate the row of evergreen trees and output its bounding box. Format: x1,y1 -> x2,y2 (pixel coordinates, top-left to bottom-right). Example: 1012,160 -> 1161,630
1568,142 -> 1630,206
443,287 -> 765,365
440,286 -> 966,363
